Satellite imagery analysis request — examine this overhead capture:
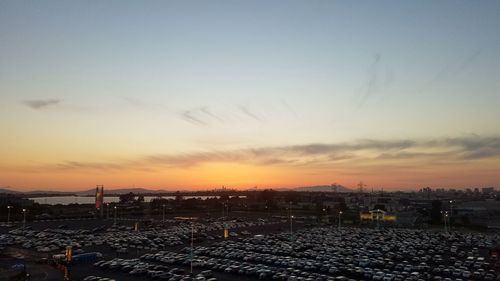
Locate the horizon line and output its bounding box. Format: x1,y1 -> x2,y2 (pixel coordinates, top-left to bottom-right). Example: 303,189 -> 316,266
1,184 -> 497,194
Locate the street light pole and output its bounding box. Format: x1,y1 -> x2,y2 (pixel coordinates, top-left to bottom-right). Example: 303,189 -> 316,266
114,206 -> 117,225
162,204 -> 166,223
441,211 -> 448,232
190,222 -> 194,274
445,212 -> 448,232
289,201 -> 293,244
376,209 -> 380,229
338,211 -> 343,228
7,206 -> 12,226
444,212 -> 450,232
22,209 -> 27,229
449,200 -> 453,230
221,202 -> 225,220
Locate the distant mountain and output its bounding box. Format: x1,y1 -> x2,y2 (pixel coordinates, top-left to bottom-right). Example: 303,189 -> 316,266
0,188 -> 19,194
0,188 -> 72,195
1,187 -> 178,196
2,185 -> 353,196
292,185 -> 352,193
75,188 -> 173,196
25,190 -> 73,195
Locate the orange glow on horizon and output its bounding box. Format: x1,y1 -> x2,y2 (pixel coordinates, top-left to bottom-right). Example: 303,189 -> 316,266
2,157 -> 499,192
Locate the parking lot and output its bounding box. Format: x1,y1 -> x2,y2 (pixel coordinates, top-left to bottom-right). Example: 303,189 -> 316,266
0,216 -> 295,280
1,216 -> 499,281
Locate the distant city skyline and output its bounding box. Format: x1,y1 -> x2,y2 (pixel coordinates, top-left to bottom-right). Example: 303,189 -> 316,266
1,1 -> 500,191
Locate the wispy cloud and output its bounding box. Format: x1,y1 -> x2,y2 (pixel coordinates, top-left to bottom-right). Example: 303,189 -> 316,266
120,96 -> 147,107
364,53 -> 381,98
22,135 -> 500,173
447,136 -> 500,159
280,99 -> 298,118
239,105 -> 263,122
357,54 -> 393,106
180,110 -> 208,126
419,49 -> 482,93
23,99 -> 61,109
179,102 -> 289,127
178,106 -> 225,126
54,161 -> 125,171
452,50 -> 482,76
200,107 -> 224,122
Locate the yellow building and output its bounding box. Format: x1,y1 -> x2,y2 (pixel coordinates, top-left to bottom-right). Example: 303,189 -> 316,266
360,209 -> 397,222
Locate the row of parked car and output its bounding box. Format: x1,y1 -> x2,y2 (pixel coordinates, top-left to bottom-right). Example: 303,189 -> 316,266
2,217 -> 498,281
141,250 -> 340,281
1,227 -> 105,253
82,276 -> 116,281
101,218 -> 277,254
0,218 -> 278,257
92,257 -> 217,281
140,226 -> 499,281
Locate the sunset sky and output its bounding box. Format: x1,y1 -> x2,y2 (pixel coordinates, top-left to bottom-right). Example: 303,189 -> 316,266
1,1 -> 500,191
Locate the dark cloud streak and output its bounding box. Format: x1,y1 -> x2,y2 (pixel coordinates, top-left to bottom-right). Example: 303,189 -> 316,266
419,49 -> 482,93
357,54 -> 393,107
239,105 -> 263,122
179,106 -> 225,126
200,107 -> 224,122
447,136 -> 500,159
26,135 -> 500,173
23,99 -> 61,109
180,110 -> 208,126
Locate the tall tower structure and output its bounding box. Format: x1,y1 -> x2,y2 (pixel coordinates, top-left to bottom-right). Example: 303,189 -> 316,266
357,181 -> 366,193
331,183 -> 338,193
100,185 -> 104,217
95,185 -> 104,217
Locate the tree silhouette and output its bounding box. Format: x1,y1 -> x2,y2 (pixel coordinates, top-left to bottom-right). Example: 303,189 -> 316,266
119,192 -> 136,204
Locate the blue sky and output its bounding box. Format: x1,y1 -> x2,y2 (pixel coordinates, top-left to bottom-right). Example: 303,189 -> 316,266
1,1 -> 500,190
